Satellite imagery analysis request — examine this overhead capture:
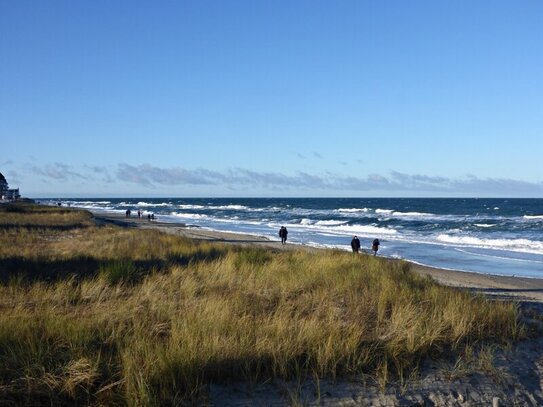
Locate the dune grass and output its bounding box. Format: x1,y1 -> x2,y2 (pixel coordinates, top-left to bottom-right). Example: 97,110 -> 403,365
0,203 -> 525,405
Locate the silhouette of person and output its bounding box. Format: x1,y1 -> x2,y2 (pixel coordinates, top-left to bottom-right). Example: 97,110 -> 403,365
372,238 -> 380,256
279,226 -> 288,245
351,235 -> 361,253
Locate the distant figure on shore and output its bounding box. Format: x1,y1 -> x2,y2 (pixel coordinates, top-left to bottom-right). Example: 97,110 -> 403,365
151,213 -> 155,221
351,235 -> 361,253
126,209 -> 131,218
372,238 -> 380,256
147,214 -> 151,221
279,226 -> 288,245
137,210 -> 141,219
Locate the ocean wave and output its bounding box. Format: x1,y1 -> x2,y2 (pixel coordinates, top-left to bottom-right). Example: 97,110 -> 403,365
170,212 -> 209,219
524,215 -> 543,220
137,201 -> 172,207
391,211 -> 433,217
474,224 -> 496,228
208,205 -> 250,210
337,208 -> 370,213
178,204 -> 206,209
324,224 -> 397,236
375,208 -> 394,214
454,248 -> 543,264
72,200 -> 111,205
278,220 -> 398,236
71,204 -> 116,211
315,220 -> 349,226
300,218 -> 313,225
437,234 -> 543,254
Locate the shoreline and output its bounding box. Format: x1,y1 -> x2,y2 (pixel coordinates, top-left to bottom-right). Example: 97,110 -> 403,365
93,211 -> 543,303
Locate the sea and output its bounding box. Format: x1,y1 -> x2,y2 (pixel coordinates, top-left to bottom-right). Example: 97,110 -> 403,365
42,198 -> 543,279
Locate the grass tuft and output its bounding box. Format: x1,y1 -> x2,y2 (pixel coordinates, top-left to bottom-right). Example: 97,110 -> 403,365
99,260 -> 139,285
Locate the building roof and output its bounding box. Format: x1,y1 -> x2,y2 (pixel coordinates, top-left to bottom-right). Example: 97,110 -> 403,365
0,172 -> 6,183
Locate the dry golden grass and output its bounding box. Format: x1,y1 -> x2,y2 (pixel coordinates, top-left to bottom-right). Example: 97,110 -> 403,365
0,203 -> 525,405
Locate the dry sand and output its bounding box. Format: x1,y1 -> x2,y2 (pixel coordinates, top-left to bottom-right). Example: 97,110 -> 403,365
94,211 -> 543,303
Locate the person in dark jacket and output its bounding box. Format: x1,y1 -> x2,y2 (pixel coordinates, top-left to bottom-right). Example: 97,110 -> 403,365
372,238 -> 380,256
279,226 -> 288,245
351,235 -> 361,253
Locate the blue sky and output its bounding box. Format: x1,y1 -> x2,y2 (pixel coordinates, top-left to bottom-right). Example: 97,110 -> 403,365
1,1 -> 542,197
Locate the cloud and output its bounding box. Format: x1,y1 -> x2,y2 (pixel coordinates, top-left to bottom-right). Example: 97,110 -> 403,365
84,165 -> 115,183
114,165 -> 543,195
22,162 -> 543,196
85,165 -> 108,174
297,153 -> 306,159
313,152 -> 323,159
117,164 -> 218,187
31,163 -> 88,181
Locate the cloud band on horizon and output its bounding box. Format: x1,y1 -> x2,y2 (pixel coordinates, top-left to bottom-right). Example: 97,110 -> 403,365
19,162 -> 543,196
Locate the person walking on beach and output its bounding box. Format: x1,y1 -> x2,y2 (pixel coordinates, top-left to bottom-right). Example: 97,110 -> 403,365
279,226 -> 288,245
351,235 -> 361,253
372,238 -> 380,256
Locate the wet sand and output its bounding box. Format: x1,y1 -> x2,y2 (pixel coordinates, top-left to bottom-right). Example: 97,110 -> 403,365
93,212 -> 543,303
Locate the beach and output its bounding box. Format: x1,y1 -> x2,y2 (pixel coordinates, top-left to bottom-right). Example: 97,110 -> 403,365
51,197 -> 543,280
94,211 -> 543,304
2,203 -> 543,406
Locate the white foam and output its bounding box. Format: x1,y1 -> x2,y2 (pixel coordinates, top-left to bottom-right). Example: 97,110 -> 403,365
137,201 -> 171,207
454,248 -> 543,264
437,234 -> 543,255
66,203 -> 116,211
315,220 -> 349,226
178,204 -> 205,209
375,209 -> 394,214
391,211 -> 433,217
474,224 -> 496,228
300,218 -> 314,225
329,224 -> 398,236
72,200 -> 111,205
524,215 -> 543,220
170,212 -> 209,219
209,205 -> 249,210
337,208 -> 370,213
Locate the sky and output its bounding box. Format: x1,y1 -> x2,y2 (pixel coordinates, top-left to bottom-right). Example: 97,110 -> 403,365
1,1 -> 542,198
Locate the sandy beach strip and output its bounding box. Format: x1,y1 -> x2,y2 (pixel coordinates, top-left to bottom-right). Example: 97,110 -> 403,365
92,211 -> 543,303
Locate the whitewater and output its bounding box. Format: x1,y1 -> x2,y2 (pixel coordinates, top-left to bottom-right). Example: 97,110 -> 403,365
42,198 -> 543,278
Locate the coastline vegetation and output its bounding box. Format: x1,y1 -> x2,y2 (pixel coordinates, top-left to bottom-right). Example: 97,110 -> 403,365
0,202 -> 525,405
